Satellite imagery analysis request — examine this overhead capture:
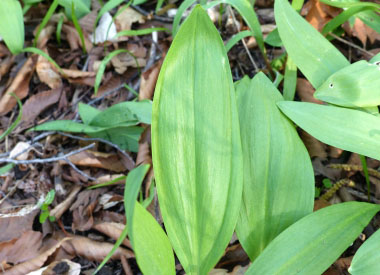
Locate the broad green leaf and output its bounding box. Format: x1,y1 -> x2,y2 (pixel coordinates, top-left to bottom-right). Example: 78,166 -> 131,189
78,103 -> 101,125
275,0 -> 349,88
152,6 -> 243,274
89,100 -> 152,127
264,28 -> 283,47
122,164 -> 175,275
357,11 -> 380,34
94,164 -> 150,274
130,203 -> 175,275
349,228 -> 380,274
314,60 -> 380,107
246,202 -> 380,275
31,120 -> 143,152
59,0 -> 90,19
0,0 -> 24,54
235,73 -> 314,261
370,52 -> 380,64
277,101 -> 380,161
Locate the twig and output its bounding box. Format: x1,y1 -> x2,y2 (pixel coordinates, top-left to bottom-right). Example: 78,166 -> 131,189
144,31 -> 159,72
328,164 -> 380,179
227,6 -> 259,72
328,33 -> 375,57
131,4 -> 174,23
57,132 -> 135,166
0,143 -> 95,165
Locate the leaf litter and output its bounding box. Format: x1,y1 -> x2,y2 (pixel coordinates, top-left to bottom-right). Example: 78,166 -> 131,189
1,0 -> 380,274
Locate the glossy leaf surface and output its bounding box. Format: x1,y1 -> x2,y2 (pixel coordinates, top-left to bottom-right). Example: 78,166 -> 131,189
152,6 -> 243,274
314,60 -> 380,107
246,202 -> 380,275
235,73 -> 314,260
349,228 -> 380,274
275,0 -> 349,88
278,101 -> 380,161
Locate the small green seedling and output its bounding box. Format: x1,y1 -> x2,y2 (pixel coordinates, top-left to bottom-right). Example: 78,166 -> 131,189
39,189 -> 56,223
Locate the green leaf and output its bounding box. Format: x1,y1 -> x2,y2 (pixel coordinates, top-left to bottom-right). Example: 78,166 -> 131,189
0,164 -> 14,176
0,0 -> 24,54
152,6 -> 243,274
314,60 -> 380,108
94,164 -> 150,274
130,203 -> 175,275
59,0 -> 90,20
283,56 -> 297,101
33,0 -> 59,47
22,47 -> 63,74
275,0 -> 349,88
235,73 -> 314,260
264,28 -> 283,47
349,228 -> 380,274
89,100 -> 152,127
0,93 -> 22,141
225,30 -> 252,52
71,1 -> 86,54
246,202 -> 380,275
39,210 -> 50,224
78,103 -> 101,125
115,27 -> 168,38
277,101 -> 380,161
44,190 -> 55,205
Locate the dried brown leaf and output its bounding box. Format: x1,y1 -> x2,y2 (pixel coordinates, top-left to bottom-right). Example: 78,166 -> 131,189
70,189 -> 103,231
296,78 -> 323,104
3,238 -> 69,275
0,56 -> 15,80
50,185 -> 82,220
64,150 -> 126,172
61,235 -> 133,261
300,130 -> 327,159
0,207 -> 38,242
0,56 -> 37,115
29,259 -> 81,275
313,198 -> 331,211
21,87 -> 63,124
115,7 -> 145,32
62,24 -> 93,52
139,60 -> 162,100
111,52 -> 146,74
305,0 -> 340,31
36,50 -> 62,89
0,231 -> 42,265
92,222 -> 132,248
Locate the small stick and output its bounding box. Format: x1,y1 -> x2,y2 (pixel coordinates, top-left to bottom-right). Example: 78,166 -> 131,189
328,164 -> 380,179
328,33 -> 375,57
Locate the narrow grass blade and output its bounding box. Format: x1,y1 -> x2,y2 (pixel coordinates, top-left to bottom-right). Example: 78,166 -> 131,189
275,0 -> 349,88
33,0 -> 59,47
71,2 -> 86,54
283,56 -> 297,101
58,0 -> 90,19
56,14 -> 65,45
322,6 -> 375,36
0,0 -> 24,54
246,202 -> 380,275
235,73 -> 314,260
115,27 -> 168,38
225,30 -> 252,52
152,6 -> 243,274
349,228 -> 380,274
319,0 -> 380,10
277,101 -> 380,161
0,93 -> 22,141
22,47 -> 63,74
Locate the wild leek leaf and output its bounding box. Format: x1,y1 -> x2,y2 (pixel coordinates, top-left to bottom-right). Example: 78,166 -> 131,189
246,202 -> 380,275
235,73 -> 314,260
277,101 -> 380,161
275,0 -> 349,88
0,0 -> 24,54
349,228 -> 380,274
314,60 -> 380,108
152,5 -> 243,274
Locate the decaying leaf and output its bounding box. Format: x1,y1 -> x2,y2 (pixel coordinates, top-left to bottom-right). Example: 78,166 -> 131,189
0,206 -> 38,242
21,87 -> 63,124
305,0 -> 340,31
92,222 -> 132,248
115,7 -> 145,32
139,60 -> 162,100
36,51 -> 62,89
26,259 -> 81,275
296,78 -> 323,104
64,150 -> 127,172
3,238 -> 69,275
50,185 -> 82,220
61,235 -> 133,261
0,56 -> 37,115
